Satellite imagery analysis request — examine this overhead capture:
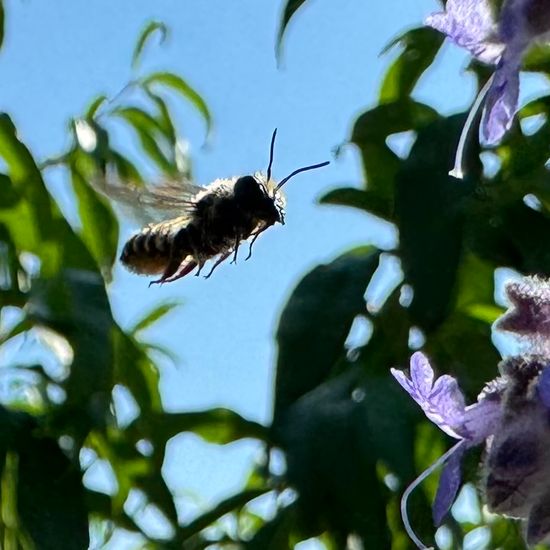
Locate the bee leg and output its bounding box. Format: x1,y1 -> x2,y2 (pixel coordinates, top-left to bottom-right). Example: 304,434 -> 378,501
149,228 -> 196,286
204,252 -> 232,279
231,237 -> 241,265
149,256 -> 184,286
245,231 -> 263,261
195,261 -> 205,277
161,260 -> 198,283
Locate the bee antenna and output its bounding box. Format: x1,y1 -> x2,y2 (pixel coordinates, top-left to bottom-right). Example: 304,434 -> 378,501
276,160 -> 330,190
266,128 -> 278,183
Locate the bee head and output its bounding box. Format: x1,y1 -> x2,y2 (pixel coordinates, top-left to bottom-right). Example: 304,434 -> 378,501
234,175 -> 284,225
261,129 -> 330,225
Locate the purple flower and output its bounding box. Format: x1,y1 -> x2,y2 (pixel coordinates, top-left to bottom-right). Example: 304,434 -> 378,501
497,276 -> 550,339
426,0 -> 550,176
392,279 -> 550,548
391,352 -> 504,546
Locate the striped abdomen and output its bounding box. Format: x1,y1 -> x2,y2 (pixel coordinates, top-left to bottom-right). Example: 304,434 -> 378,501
120,227 -> 173,275
121,216 -> 195,275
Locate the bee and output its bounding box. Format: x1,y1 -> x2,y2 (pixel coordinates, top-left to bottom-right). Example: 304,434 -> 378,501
96,130 -> 329,285
482,356 -> 550,546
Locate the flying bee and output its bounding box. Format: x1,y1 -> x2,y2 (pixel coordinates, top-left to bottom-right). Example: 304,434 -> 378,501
96,130 -> 330,285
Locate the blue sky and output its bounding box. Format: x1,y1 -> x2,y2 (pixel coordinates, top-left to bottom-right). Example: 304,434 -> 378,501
2,0 -> 529,546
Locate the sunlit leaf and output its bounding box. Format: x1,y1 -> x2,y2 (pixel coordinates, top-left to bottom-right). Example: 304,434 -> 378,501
85,95 -> 108,120
69,153 -> 119,280
112,106 -> 176,175
131,301 -> 180,335
379,27 -> 443,102
276,0 -> 313,60
142,72 -> 212,137
132,21 -> 168,70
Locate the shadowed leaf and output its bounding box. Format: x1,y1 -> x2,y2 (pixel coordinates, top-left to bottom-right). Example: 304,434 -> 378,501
274,246 -> 380,418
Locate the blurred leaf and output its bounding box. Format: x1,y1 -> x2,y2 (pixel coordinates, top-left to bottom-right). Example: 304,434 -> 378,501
319,187 -> 392,222
70,153 -> 119,280
181,488 -> 269,540
112,106 -> 176,175
396,114 -> 478,330
352,100 -> 439,219
274,246 -> 380,418
17,438 -> 88,550
277,368 -> 391,547
110,150 -> 144,183
379,27 -> 443,103
131,301 -> 180,335
132,21 -> 168,69
0,1 -> 4,53
113,329 -> 162,416
143,72 -> 212,137
85,95 -> 108,119
0,114 -> 58,270
355,291 -> 416,480
130,408 -> 270,445
29,270 -> 114,437
523,42 -> 550,73
244,504 -> 296,549
144,88 -> 177,144
276,0 -> 312,60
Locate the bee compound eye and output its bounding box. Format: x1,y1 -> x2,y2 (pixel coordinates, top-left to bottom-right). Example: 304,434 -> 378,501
234,176 -> 260,198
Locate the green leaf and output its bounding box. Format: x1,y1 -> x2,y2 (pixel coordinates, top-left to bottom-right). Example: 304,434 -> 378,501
17,438 -> 88,550
85,95 -> 108,119
277,368 -> 391,547
142,72 -> 212,137
111,106 -> 176,175
130,408 -> 270,446
110,150 -> 144,183
274,246 -> 380,418
395,114 -> 478,330
70,153 -> 119,280
0,1 -> 4,52
132,21 -> 168,70
319,187 -> 392,221
0,114 -> 97,277
113,330 -> 162,416
244,504 -> 296,549
144,88 -> 177,145
181,488 -> 269,539
352,100 -> 439,219
131,301 -> 180,335
379,27 -> 443,103
29,270 -> 114,437
276,0 -> 314,61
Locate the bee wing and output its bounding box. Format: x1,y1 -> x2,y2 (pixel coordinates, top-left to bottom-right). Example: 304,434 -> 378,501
92,176 -> 204,225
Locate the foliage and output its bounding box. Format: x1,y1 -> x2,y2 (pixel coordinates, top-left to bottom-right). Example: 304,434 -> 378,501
1,4 -> 550,550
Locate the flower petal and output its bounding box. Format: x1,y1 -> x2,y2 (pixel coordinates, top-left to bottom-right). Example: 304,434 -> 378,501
433,442 -> 467,526
462,396 -> 503,443
410,351 -> 434,398
481,53 -> 521,144
424,374 -> 467,439
426,0 -> 503,64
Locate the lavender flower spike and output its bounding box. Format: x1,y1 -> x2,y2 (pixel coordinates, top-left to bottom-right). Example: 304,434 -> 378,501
426,0 -> 550,178
391,352 -> 503,548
